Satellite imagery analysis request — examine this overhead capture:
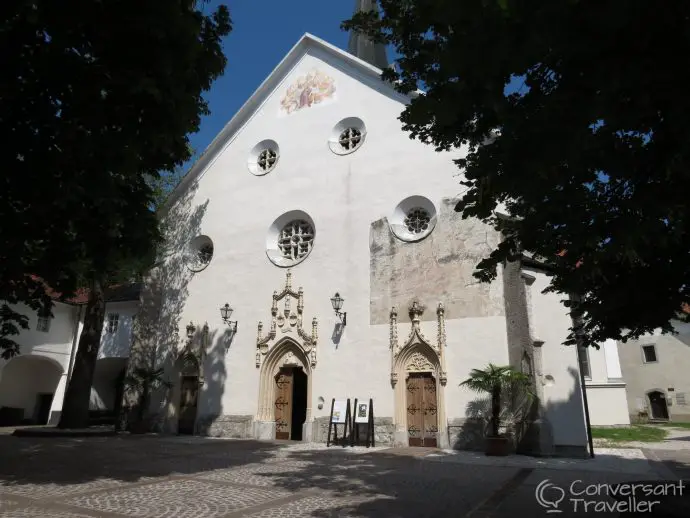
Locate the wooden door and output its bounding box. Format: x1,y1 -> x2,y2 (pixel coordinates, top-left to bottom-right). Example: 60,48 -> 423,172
274,368 -> 293,440
178,376 -> 199,435
406,373 -> 438,447
649,391 -> 669,420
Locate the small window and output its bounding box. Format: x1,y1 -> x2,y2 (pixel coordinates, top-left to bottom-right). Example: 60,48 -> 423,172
247,139 -> 280,176
676,393 -> 687,406
578,345 -> 591,379
257,148 -> 277,172
338,127 -> 363,151
187,235 -> 214,272
36,315 -> 51,333
106,313 -> 119,334
329,117 -> 367,155
642,344 -> 657,363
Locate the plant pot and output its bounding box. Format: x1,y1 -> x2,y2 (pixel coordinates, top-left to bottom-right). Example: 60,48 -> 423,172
485,435 -> 513,456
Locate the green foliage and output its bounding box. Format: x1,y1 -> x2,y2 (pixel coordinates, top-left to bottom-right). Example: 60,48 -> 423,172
460,363 -> 532,437
124,366 -> 174,393
0,1 -> 231,358
343,0 -> 690,348
124,366 -> 173,421
591,425 -> 668,443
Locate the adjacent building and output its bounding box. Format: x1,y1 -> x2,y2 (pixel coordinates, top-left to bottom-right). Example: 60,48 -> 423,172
0,285 -> 140,426
617,320 -> 690,423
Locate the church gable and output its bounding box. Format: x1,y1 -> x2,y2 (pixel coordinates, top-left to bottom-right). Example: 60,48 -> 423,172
164,33 -> 410,215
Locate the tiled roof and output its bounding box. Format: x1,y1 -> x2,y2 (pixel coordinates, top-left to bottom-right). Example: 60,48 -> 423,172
29,275 -> 141,306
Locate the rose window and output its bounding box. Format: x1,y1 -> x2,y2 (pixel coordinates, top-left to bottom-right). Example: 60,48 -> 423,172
277,220 -> 314,260
257,149 -> 277,172
338,128 -> 362,151
404,208 -> 431,234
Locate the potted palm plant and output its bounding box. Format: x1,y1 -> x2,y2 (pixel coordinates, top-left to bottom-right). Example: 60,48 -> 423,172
460,364 -> 533,456
124,366 -> 172,434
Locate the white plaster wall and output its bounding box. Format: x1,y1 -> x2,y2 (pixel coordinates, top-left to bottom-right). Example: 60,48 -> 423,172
444,317 -> 509,419
525,269 -> 588,448
0,302 -> 81,424
0,356 -> 63,421
586,385 -> 630,425
602,339 -> 623,379
0,302 -> 77,372
98,301 -> 138,359
586,345 -> 609,384
581,339 -> 630,425
161,46 -> 478,422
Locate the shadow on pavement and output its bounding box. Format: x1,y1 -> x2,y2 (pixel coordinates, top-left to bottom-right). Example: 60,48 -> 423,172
0,434 -> 689,517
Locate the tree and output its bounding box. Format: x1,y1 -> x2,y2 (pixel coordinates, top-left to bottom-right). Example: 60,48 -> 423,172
343,0 -> 690,348
0,1 -> 230,363
460,364 -> 532,438
0,1 -> 231,428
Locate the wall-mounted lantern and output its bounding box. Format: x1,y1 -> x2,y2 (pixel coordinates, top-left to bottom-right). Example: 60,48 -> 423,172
330,292 -> 347,326
220,303 -> 238,333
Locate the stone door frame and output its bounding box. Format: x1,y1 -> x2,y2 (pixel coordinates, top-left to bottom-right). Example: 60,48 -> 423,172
389,301 -> 448,448
393,343 -> 447,447
255,337 -> 313,441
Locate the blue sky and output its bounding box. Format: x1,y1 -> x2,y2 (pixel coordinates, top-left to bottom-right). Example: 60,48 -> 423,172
190,0 -> 366,160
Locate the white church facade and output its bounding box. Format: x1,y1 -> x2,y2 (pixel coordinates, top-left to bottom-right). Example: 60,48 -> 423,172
127,21 -> 629,455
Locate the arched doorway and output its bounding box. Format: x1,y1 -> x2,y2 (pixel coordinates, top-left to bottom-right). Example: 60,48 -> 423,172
0,355 -> 63,425
175,355 -> 201,435
389,302 -> 448,448
256,338 -> 312,441
392,344 -> 446,448
274,366 -> 308,440
648,390 -> 669,420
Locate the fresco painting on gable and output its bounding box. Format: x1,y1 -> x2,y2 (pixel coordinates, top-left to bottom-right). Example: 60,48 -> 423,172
280,69 -> 336,114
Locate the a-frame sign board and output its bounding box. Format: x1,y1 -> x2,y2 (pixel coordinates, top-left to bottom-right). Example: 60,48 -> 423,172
326,398 -> 352,447
351,398 -> 375,447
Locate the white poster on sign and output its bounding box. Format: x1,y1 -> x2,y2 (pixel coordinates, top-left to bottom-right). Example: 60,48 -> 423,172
354,400 -> 370,424
331,399 -> 348,423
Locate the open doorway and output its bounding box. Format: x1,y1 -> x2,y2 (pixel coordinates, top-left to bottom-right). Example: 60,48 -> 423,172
648,390 -> 669,420
274,366 -> 308,440
178,375 -> 200,435
35,393 -> 54,424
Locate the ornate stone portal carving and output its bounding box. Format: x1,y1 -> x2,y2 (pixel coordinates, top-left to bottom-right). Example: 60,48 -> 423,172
406,351 -> 434,372
389,300 -> 448,386
256,270 -> 318,368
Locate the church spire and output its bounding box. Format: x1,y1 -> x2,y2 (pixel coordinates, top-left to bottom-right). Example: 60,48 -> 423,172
347,0 -> 389,70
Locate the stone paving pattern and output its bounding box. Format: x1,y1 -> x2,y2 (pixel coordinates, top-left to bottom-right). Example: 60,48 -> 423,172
0,434 -> 684,517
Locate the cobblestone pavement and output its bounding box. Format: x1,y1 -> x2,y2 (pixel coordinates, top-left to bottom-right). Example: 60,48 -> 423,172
0,435 -> 684,517
643,448 -> 690,481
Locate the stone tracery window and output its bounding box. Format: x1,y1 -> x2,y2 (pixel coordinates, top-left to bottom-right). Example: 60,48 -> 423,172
257,148 -> 278,172
338,128 -> 362,151
404,208 -> 431,234
195,244 -> 214,267
277,220 -> 314,260
187,235 -> 214,272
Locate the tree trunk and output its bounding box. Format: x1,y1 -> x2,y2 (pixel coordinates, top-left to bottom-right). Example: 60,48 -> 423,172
57,277 -> 106,429
491,385 -> 501,437
137,385 -> 149,422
